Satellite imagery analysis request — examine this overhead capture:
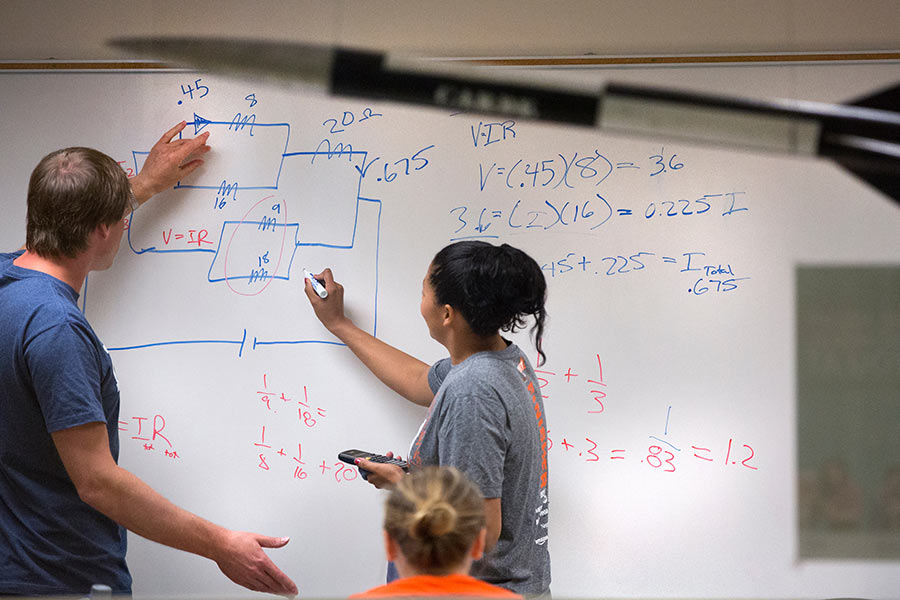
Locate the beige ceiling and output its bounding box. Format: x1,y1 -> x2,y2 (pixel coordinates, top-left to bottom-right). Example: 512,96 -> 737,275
1,0 -> 898,61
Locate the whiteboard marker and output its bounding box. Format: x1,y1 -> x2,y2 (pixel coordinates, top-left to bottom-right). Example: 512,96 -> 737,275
304,269 -> 328,298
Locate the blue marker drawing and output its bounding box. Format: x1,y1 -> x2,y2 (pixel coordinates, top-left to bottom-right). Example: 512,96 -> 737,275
94,112 -> 385,356
108,329 -> 249,358
650,406 -> 682,452
132,115 -> 291,193
207,222 -> 300,286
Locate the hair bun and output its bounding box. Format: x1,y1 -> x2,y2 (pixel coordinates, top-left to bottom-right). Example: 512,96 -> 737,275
412,501 -> 457,539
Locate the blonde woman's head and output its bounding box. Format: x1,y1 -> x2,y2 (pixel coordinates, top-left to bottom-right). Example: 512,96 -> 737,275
383,466 -> 486,575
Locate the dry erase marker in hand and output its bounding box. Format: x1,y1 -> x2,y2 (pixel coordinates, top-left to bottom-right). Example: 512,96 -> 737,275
304,269 -> 328,298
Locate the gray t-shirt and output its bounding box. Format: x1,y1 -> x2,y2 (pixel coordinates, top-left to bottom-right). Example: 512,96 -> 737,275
409,342 -> 550,595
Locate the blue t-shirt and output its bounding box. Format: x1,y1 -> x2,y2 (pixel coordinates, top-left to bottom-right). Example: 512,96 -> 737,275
0,251 -> 131,595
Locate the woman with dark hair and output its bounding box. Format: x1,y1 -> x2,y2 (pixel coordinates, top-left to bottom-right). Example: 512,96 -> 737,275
305,241 -> 550,597
350,466 -> 520,598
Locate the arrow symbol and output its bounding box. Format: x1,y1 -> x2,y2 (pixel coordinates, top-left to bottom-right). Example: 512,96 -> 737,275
192,113 -> 211,135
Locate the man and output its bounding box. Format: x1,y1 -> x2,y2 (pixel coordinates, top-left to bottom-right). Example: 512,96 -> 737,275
0,122 -> 298,596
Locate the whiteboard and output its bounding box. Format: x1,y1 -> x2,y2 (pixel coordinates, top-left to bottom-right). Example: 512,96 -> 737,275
1,64 -> 899,599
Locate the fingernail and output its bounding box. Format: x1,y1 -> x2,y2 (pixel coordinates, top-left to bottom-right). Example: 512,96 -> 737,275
354,458 -> 361,465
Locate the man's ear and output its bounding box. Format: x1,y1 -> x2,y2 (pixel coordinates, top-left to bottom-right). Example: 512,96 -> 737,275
94,222 -> 114,241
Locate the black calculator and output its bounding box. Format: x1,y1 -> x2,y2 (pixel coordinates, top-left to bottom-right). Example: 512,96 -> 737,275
338,449 -> 409,474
